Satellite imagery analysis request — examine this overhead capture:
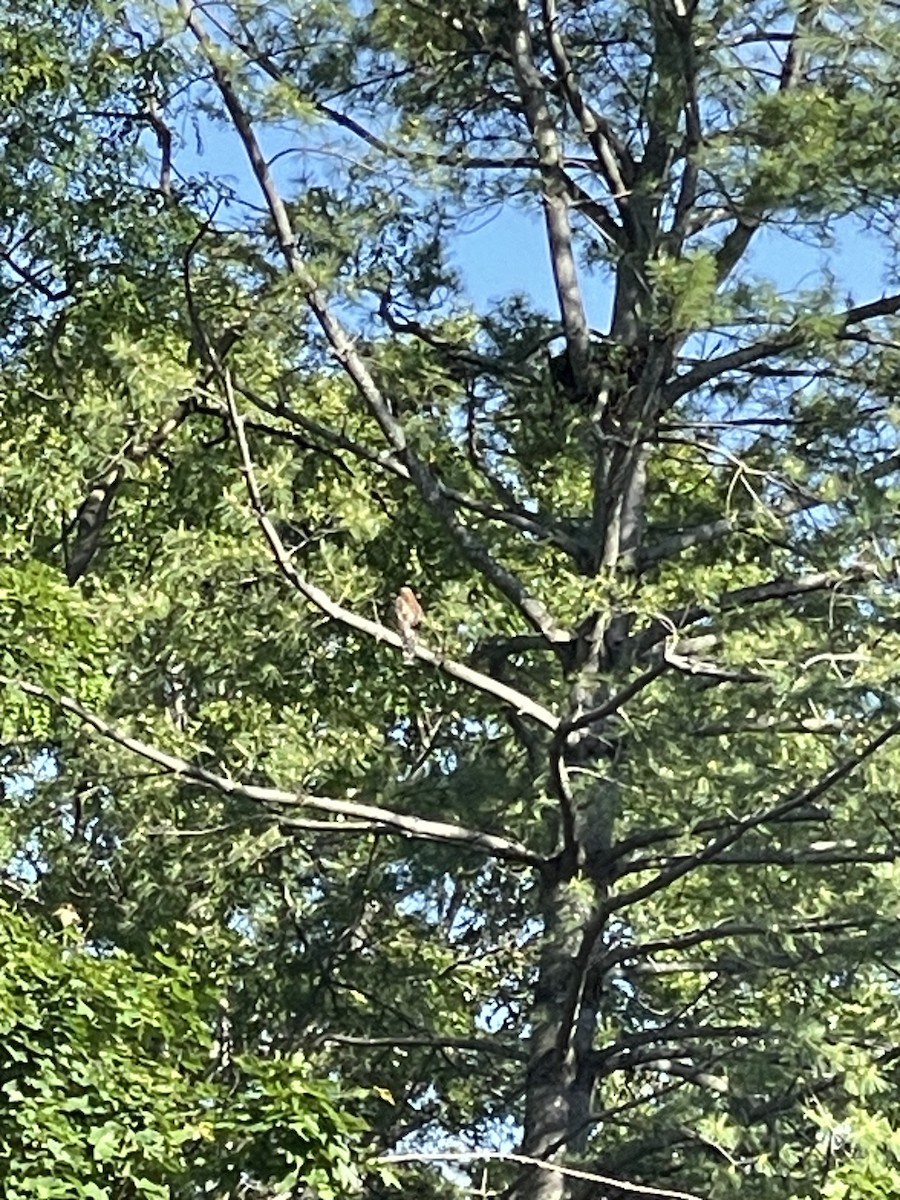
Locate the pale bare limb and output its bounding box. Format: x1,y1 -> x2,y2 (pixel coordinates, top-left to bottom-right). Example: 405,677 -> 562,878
178,0 -> 566,645
509,0 -> 593,395
2,677 -> 544,865
223,373 -> 561,732
380,1149 -> 703,1200
541,0 -> 634,200
320,1034 -> 527,1060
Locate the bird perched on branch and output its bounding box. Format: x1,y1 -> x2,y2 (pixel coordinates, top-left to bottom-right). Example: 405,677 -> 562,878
394,586 -> 424,660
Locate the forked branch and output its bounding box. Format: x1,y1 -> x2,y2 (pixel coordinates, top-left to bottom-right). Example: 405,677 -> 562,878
179,0 -> 566,647
224,373 -> 561,732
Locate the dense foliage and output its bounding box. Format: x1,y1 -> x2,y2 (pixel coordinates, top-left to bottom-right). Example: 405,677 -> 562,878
4,1 -> 900,1197
0,902 -> 366,1199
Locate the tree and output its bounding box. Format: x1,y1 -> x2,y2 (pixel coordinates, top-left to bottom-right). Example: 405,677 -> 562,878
4,0 -> 900,1197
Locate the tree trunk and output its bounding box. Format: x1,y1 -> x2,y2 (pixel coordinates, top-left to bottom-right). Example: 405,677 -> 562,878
511,871 -> 601,1200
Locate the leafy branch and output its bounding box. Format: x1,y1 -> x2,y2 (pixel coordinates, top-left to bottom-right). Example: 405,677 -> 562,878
223,370 -> 561,732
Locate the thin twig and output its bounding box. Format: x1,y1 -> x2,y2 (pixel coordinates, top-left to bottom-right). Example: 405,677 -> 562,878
379,1149 -> 703,1200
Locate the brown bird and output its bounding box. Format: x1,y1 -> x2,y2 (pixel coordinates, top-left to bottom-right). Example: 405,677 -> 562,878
394,586 -> 424,660
53,903 -> 83,932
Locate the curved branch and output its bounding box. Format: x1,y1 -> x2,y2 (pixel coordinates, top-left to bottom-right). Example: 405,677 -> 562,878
224,373 -> 561,732
179,0 -> 566,646
632,568 -> 872,659
600,916 -> 866,973
3,678 -> 544,866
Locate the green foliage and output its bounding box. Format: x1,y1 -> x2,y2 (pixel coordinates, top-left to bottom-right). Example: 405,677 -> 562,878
5,1 -> 900,1199
0,903 -> 368,1198
646,251 -> 720,334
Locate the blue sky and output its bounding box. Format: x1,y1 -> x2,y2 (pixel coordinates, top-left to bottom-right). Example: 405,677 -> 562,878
449,202 -> 887,323
179,74 -> 892,338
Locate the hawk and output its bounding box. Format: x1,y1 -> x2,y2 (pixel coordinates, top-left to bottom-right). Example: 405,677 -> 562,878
394,586 -> 424,660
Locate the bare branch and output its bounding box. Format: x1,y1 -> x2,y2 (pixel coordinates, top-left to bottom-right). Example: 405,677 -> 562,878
665,292 -> 900,406
541,0 -> 633,199
2,677 -> 544,866
636,845 -> 900,869
709,20 -> 805,282
842,292 -> 900,327
179,0 -> 566,645
664,334 -> 798,405
559,170 -> 624,248
630,1059 -> 733,1096
562,662 -> 669,739
63,392 -> 200,584
547,663 -> 670,868
0,243 -> 72,302
637,515 -> 739,570
601,916 -> 867,972
509,0 -> 593,395
713,213 -> 762,287
633,568 -> 870,659
605,715 -> 900,915
223,374 -> 561,732
598,1022 -> 768,1068
380,1149 -> 704,1200
319,1034 -> 527,1060
222,25 -> 624,249
147,816 -> 398,839
63,227 -> 244,586
662,642 -> 768,683
639,446 -> 900,570
548,751 -> 578,869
